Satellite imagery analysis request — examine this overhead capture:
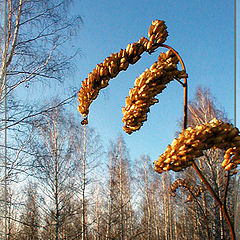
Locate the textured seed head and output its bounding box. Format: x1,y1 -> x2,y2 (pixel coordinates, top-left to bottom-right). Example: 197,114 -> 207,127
148,20 -> 168,44
122,50 -> 187,134
154,119 -> 240,173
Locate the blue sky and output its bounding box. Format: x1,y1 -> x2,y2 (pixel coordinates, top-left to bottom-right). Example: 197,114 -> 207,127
69,0 -> 239,162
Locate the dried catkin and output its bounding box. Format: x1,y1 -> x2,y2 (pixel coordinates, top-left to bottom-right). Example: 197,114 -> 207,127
154,118 -> 240,173
171,178 -> 202,202
122,50 -> 187,134
77,20 -> 168,120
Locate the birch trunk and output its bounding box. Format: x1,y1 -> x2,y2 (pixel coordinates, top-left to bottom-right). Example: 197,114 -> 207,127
119,140 -> 124,240
82,126 -> 86,240
162,174 -> 169,240
54,124 -> 59,240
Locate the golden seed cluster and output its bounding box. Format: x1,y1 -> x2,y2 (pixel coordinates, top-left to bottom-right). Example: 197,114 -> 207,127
154,118 -> 240,173
222,147 -> 240,171
77,20 -> 168,120
171,178 -> 203,203
122,50 -> 187,134
147,20 -> 168,51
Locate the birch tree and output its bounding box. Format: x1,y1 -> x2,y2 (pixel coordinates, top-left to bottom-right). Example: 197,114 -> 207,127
103,135 -> 134,240
30,105 -> 82,240
73,125 -> 103,240
0,0 -> 82,96
17,182 -> 41,240
0,1 -> 82,236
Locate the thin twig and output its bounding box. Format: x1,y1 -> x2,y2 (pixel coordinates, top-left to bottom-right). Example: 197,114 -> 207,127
0,93 -> 77,131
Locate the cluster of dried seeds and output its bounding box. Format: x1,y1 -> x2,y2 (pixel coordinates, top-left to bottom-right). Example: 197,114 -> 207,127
171,178 -> 203,203
147,20 -> 168,52
154,118 -> 240,173
222,147 -> 240,171
122,50 -> 187,134
77,20 -> 168,120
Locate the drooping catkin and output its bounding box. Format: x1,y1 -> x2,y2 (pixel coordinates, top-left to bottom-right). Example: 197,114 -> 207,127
122,50 -> 187,134
77,20 -> 168,120
171,178 -> 202,202
154,118 -> 240,173
222,147 -> 240,171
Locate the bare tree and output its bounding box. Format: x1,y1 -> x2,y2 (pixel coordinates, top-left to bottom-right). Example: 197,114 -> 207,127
73,123 -> 103,240
30,105 -> 82,240
0,0 -> 82,97
102,135 -> 134,240
0,0 -> 82,136
136,155 -> 155,240
0,0 -> 82,191
17,182 -> 41,240
0,1 -> 82,237
135,155 -> 179,240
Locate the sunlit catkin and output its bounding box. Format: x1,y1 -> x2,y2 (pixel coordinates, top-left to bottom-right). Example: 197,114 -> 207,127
77,20 -> 168,121
122,50 -> 187,134
154,118 -> 240,173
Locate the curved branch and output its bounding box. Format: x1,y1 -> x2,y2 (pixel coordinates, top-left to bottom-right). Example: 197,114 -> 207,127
160,43 -> 188,129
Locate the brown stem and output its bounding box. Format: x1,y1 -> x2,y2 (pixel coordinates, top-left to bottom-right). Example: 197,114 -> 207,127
192,162 -> 235,240
160,44 -> 188,129
183,78 -> 188,130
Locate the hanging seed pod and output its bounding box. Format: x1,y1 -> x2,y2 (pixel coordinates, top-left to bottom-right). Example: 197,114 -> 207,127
148,20 -> 168,43
77,20 -> 168,122
122,49 -> 187,134
171,178 -> 202,203
154,118 -> 240,173
222,147 -> 240,171
148,20 -> 168,52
